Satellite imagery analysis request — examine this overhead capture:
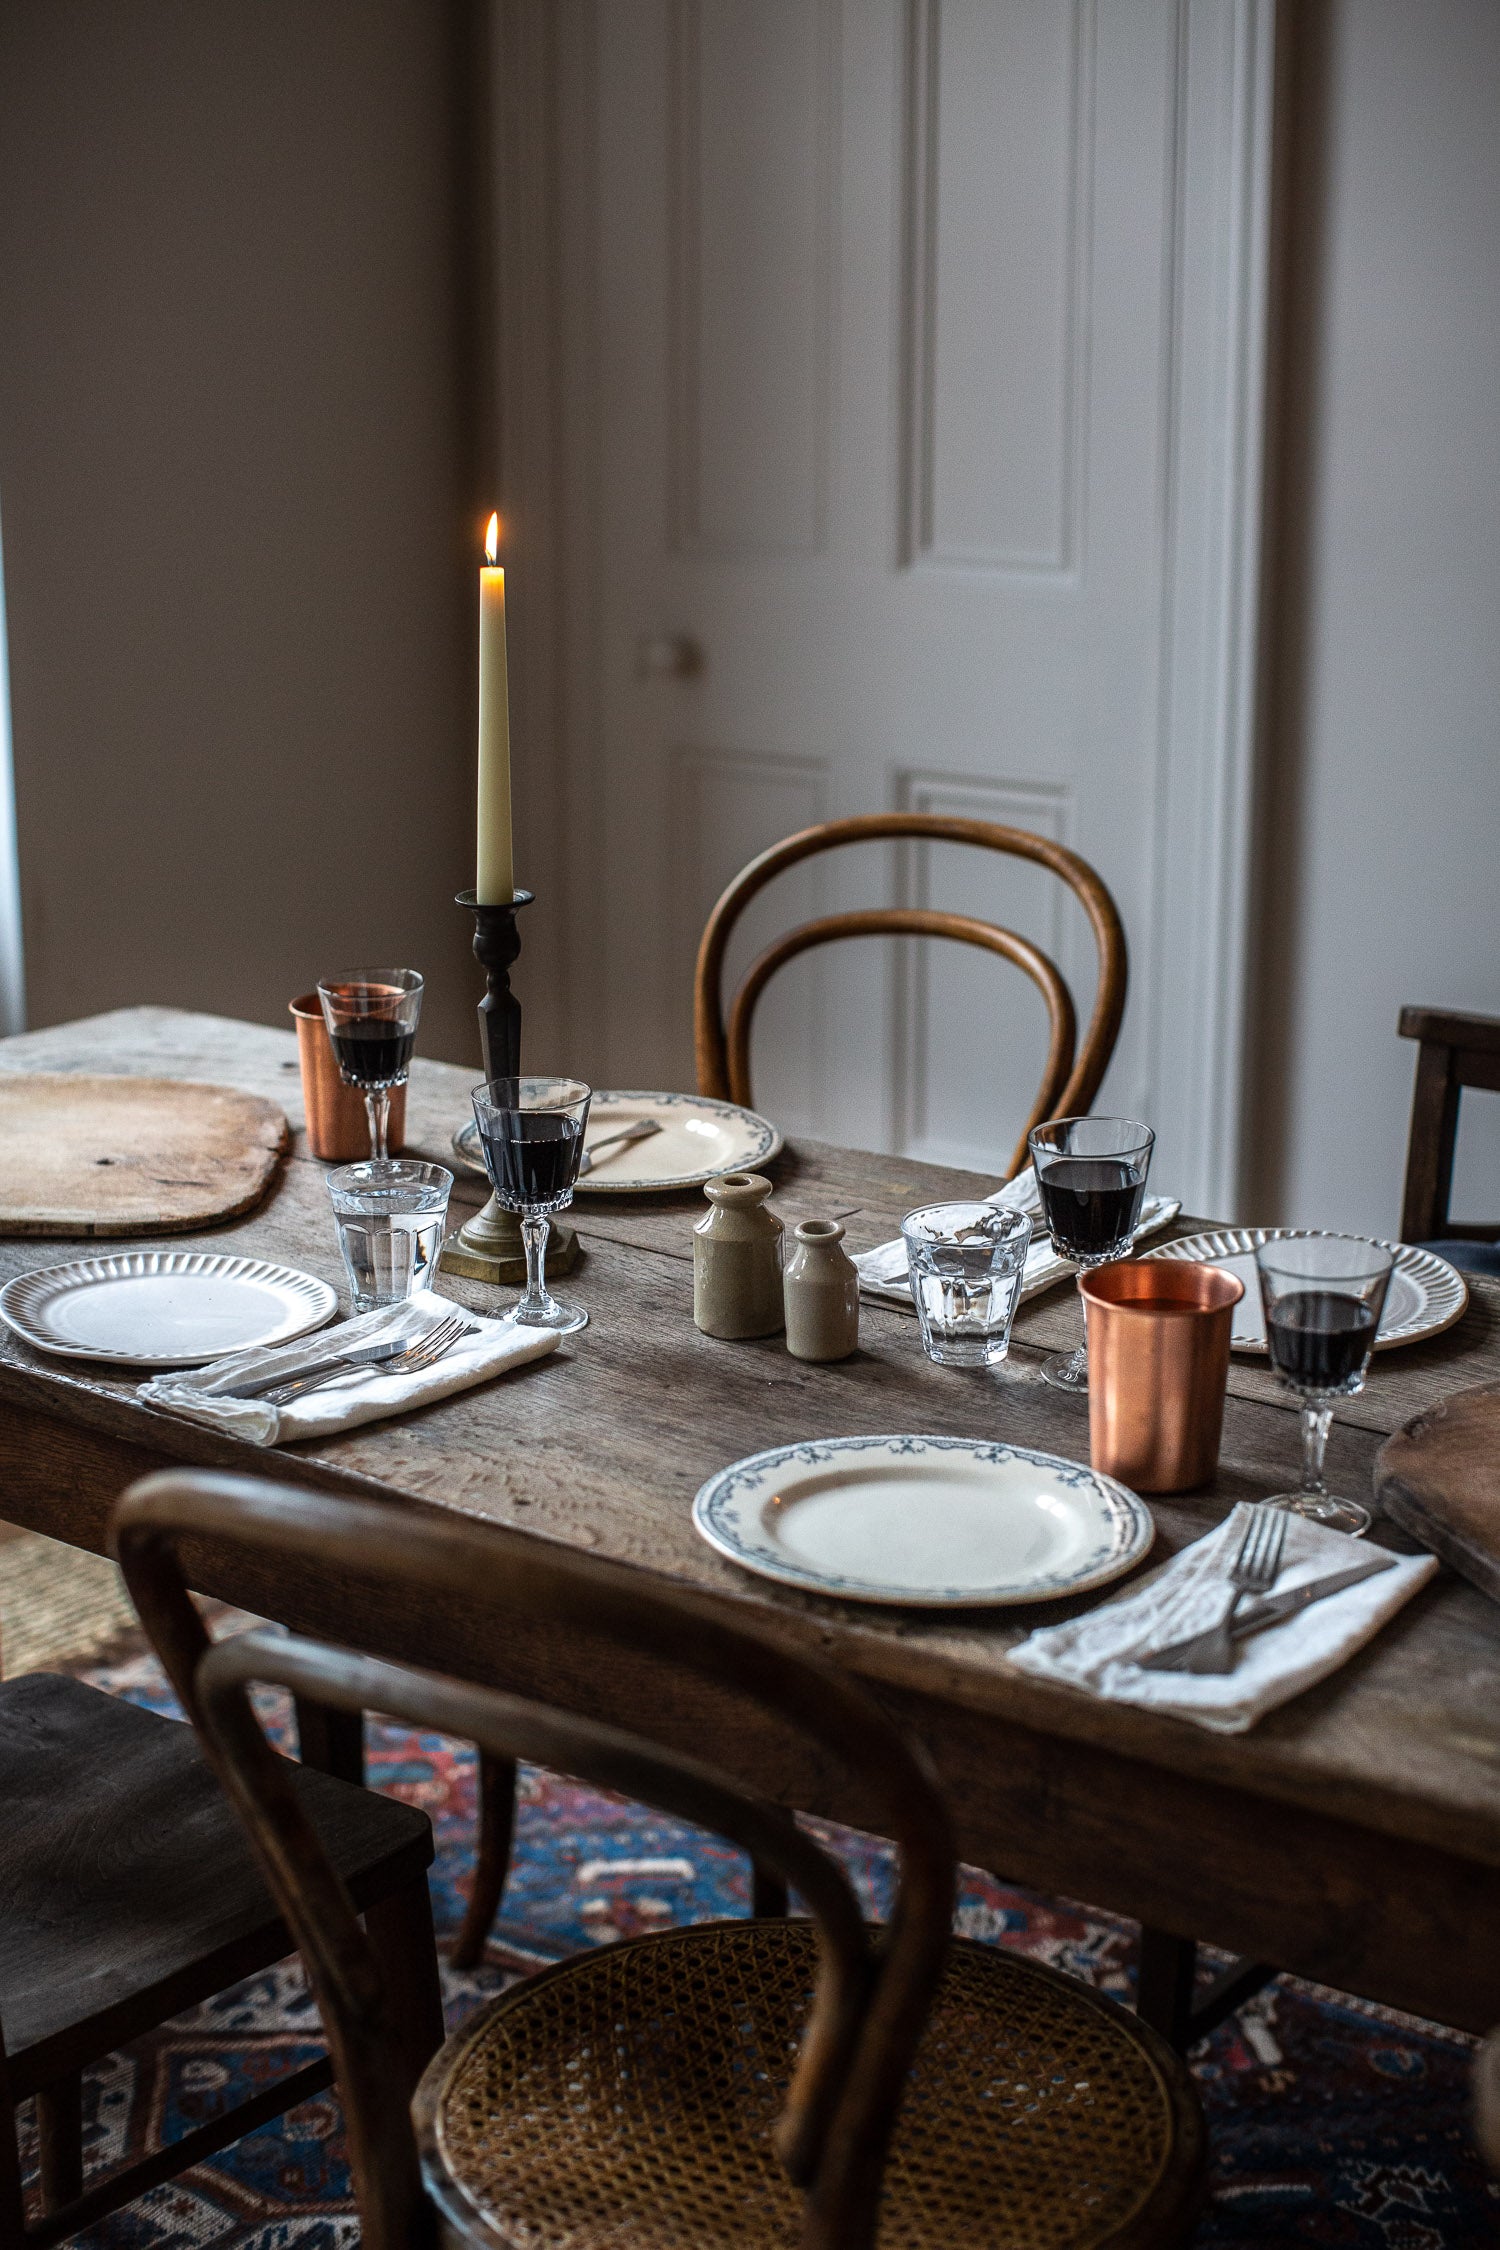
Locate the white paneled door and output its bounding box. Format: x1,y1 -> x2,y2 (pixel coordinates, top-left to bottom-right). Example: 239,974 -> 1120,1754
542,0 -> 1275,1206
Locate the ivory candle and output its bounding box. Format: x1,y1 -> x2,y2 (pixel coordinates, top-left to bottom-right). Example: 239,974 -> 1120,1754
476,512 -> 514,904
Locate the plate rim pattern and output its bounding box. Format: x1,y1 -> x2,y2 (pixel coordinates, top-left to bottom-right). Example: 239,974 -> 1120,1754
691,1431 -> 1154,1608
453,1088 -> 783,1195
0,1250 -> 338,1367
1144,1227 -> 1467,1354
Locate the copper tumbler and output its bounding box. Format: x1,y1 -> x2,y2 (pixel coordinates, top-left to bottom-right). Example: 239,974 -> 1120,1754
1080,1259 -> 1244,1492
289,993 -> 406,1161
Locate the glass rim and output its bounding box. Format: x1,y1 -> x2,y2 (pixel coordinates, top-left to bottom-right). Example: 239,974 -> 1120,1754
326,1157 -> 453,1192
1254,1229 -> 1395,1283
901,1199 -> 1032,1242
317,967 -> 425,996
1027,1114 -> 1155,1155
471,1075 -> 591,1111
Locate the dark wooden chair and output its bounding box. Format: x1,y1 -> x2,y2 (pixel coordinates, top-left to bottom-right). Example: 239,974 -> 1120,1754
115,1466 -> 1206,2250
1399,1006 -> 1500,1274
0,1669 -> 440,2247
695,813 -> 1129,1181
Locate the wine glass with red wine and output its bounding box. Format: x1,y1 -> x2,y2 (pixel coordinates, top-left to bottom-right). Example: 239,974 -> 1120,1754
472,1076 -> 591,1334
1027,1116 -> 1155,1393
317,969 -> 424,1161
1255,1233 -> 1394,1535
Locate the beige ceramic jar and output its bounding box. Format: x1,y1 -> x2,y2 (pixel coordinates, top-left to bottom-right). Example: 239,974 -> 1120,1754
783,1217 -> 860,1361
693,1172 -> 784,1338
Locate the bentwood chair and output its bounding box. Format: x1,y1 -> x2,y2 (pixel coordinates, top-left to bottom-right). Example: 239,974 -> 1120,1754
0,1668 -> 438,2248
695,813 -> 1129,1181
1398,1005 -> 1500,1275
115,1468 -> 1206,2250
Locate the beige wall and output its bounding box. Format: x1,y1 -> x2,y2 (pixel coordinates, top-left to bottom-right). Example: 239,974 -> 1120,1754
0,0 -> 479,1063
1248,0 -> 1500,1231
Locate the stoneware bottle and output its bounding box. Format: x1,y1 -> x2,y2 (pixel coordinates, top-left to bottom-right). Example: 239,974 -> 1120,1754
693,1172 -> 784,1339
783,1217 -> 860,1362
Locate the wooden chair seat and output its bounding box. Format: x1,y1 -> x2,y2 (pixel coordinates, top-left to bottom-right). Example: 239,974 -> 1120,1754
419,1918 -> 1200,2250
0,1670 -> 438,2244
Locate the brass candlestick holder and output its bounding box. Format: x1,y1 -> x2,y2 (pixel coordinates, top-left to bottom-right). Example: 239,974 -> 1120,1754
439,886 -> 579,1285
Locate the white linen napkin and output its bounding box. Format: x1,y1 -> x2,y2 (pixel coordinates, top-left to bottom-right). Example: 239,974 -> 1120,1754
1007,1501 -> 1437,1733
139,1288 -> 558,1447
851,1165 -> 1181,1308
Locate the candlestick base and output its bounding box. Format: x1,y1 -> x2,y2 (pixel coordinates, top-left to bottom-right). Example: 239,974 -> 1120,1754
441,1195 -> 579,1284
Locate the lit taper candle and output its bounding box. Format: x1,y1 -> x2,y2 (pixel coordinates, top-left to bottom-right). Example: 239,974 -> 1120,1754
476,511 -> 515,904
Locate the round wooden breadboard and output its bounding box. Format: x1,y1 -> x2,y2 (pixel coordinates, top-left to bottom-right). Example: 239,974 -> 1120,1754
0,1075 -> 290,1236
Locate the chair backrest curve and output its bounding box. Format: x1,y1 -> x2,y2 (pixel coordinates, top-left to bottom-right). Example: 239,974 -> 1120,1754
113,1468 -> 958,2250
695,814 -> 1127,1176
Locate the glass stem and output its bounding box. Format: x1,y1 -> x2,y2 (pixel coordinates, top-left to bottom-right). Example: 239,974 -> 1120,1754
365,1088 -> 391,1161
1070,1273 -> 1090,1376
519,1212 -> 551,1316
1300,1399 -> 1334,1496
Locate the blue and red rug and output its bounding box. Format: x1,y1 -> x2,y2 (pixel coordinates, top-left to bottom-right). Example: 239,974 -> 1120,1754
28,1639 -> 1495,2249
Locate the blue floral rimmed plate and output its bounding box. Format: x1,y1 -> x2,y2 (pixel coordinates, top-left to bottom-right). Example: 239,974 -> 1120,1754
692,1433 -> 1153,1608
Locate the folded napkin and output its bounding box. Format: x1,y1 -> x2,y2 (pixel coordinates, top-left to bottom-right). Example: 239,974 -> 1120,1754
139,1289 -> 558,1447
1008,1501 -> 1437,1733
852,1165 -> 1181,1308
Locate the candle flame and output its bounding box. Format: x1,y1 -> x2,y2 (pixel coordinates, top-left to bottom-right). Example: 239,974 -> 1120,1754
484,512 -> 499,565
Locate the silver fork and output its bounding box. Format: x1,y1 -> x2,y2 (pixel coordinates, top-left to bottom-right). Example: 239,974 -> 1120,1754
260,1315 -> 476,1407
1148,1504 -> 1288,1676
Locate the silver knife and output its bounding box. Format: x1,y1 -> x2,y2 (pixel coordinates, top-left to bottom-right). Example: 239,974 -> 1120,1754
212,1330 -> 430,1400
1137,1553 -> 1398,1673
577,1117 -> 662,1176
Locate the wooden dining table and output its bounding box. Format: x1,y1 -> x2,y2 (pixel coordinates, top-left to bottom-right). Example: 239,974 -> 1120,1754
2,1006 -> 1499,2048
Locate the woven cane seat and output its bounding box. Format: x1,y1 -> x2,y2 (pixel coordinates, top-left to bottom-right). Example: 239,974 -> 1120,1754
417,1918 -> 1202,2249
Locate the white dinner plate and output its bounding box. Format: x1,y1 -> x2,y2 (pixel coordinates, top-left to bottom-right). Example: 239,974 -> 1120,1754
692,1433 -> 1153,1608
1146,1228 -> 1467,1354
453,1089 -> 783,1195
0,1251 -> 338,1368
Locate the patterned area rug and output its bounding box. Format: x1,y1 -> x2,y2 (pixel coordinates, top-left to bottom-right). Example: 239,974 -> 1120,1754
19,1637 -> 1496,2250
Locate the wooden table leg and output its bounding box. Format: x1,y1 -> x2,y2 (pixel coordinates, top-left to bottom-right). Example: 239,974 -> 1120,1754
294,1697 -> 364,1786
1138,1925 -> 1278,2053
35,2074 -> 83,2212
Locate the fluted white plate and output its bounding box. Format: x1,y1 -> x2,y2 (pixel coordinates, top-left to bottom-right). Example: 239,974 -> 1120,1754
1146,1228 -> 1467,1354
693,1433 -> 1153,1608
0,1251 -> 338,1368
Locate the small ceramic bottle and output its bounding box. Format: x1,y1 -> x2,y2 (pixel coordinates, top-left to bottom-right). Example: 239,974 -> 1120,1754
693,1172 -> 785,1338
783,1217 -> 860,1362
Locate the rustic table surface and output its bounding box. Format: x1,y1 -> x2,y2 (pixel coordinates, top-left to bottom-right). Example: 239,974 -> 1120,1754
1,1008 -> 1497,2037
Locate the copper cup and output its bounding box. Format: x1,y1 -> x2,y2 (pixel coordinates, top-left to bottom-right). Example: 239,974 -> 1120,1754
289,993 -> 406,1162
1080,1259 -> 1244,1493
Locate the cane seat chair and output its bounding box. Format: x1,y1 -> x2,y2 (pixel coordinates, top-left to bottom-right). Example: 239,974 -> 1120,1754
695,814 -> 1129,1180
115,1468 -> 1205,2250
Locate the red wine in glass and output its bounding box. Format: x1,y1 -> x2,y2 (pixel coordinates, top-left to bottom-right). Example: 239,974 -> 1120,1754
1265,1290 -> 1377,1392
1037,1157 -> 1145,1263
470,1076 -> 592,1336
475,1111 -> 583,1207
329,1016 -> 416,1088
317,969 -> 424,1159
1253,1234 -> 1393,1533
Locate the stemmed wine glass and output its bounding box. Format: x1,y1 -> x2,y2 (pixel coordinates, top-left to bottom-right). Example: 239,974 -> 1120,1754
317,969 -> 424,1161
1255,1233 -> 1394,1535
471,1076 -> 591,1334
1028,1116 -> 1155,1393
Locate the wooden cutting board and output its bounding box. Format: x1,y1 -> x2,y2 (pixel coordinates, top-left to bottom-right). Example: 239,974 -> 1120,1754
1375,1382 -> 1500,1604
0,1075 -> 289,1236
